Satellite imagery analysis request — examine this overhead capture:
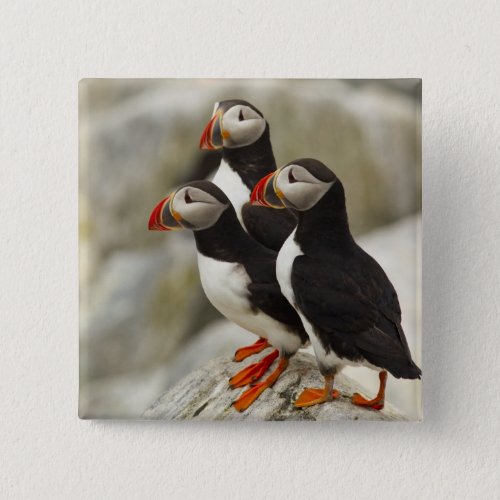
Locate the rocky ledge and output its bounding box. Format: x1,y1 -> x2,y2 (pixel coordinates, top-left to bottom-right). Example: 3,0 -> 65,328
143,352 -> 408,421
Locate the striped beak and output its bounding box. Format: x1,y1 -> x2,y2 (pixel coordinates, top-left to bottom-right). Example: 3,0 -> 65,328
199,111 -> 223,150
250,170 -> 286,209
148,194 -> 183,231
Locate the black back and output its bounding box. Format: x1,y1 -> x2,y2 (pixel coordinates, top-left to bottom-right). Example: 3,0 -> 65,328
219,107 -> 297,251
241,204 -> 297,253
292,181 -> 421,379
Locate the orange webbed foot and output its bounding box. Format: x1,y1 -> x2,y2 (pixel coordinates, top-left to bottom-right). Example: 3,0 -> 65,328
351,371 -> 387,411
229,349 -> 279,388
233,337 -> 270,362
351,392 -> 384,411
233,358 -> 289,412
233,382 -> 269,412
294,375 -> 339,408
294,387 -> 340,408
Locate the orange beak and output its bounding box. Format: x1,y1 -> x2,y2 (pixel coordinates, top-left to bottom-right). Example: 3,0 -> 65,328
199,112 -> 223,150
250,171 -> 285,209
148,195 -> 182,231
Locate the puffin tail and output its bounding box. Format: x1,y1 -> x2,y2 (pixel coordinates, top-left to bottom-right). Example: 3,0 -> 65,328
404,361 -> 422,380
390,359 -> 421,380
356,330 -> 422,380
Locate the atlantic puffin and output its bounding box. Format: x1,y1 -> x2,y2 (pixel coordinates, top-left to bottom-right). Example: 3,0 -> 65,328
199,99 -> 297,251
199,99 -> 298,362
251,159 -> 421,410
149,180 -> 308,411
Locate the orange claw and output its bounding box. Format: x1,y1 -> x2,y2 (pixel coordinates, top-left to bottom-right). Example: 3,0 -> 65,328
229,349 -> 279,388
233,357 -> 289,412
294,375 -> 340,408
233,337 -> 270,362
351,370 -> 387,411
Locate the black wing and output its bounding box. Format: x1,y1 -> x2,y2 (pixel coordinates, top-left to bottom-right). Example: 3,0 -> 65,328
241,203 -> 297,252
292,253 -> 421,379
244,254 -> 308,345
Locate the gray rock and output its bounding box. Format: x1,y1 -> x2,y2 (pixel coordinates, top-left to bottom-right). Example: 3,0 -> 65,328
79,363 -> 171,419
143,352 -> 407,421
79,319 -> 254,418
80,237 -> 212,381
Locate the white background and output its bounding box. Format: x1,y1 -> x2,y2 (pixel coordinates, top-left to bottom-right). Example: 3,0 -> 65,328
1,1 -> 499,498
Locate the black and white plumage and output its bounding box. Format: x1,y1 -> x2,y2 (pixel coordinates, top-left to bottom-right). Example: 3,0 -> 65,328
251,158 -> 421,409
199,99 -> 296,251
149,180 -> 308,411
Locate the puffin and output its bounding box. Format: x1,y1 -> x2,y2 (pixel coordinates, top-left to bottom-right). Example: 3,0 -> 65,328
199,99 -> 298,363
251,158 -> 421,410
148,180 -> 309,412
199,99 -> 297,251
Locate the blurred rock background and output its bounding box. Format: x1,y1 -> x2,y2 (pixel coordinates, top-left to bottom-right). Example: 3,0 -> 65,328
79,79 -> 421,419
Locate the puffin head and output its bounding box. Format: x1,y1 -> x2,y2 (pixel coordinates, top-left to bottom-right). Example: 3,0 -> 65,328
199,100 -> 267,150
148,180 -> 230,232
250,158 -> 337,211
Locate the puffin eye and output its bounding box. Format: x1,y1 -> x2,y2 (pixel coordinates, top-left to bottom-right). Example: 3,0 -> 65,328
288,170 -> 297,184
238,109 -> 245,121
184,191 -> 193,204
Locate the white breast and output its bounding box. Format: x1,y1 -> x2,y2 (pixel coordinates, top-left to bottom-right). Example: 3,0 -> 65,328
276,229 -> 302,306
197,253 -> 251,323
276,231 -> 378,373
197,252 -> 302,354
211,159 -> 249,229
